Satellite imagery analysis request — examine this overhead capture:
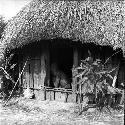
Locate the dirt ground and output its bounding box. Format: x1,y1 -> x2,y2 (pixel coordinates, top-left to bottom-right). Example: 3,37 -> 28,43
0,97 -> 124,125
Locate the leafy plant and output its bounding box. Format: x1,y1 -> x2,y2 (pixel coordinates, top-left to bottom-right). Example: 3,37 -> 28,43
72,56 -> 122,112
0,53 -> 16,99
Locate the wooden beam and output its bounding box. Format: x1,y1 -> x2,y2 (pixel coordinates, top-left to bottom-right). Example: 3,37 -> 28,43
19,62 -> 22,86
46,48 -> 50,87
44,43 -> 50,87
72,47 -> 79,103
40,52 -> 46,88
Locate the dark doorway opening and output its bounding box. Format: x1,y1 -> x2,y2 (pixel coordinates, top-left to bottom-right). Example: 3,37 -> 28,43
50,40 -> 73,88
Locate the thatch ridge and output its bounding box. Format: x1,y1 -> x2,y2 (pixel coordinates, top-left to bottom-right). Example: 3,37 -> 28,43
0,0 -> 125,57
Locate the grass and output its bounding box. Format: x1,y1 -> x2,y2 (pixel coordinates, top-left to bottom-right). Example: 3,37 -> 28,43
0,97 -> 124,125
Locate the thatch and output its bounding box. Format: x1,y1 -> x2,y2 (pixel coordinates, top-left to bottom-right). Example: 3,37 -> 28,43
0,0 -> 125,58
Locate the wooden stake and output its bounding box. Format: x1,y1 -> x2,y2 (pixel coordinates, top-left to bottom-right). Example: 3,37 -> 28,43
45,45 -> 50,87
72,47 -> 78,103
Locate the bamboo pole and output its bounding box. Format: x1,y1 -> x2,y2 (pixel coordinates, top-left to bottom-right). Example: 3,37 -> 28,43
0,67 -> 15,84
120,90 -> 124,104
4,58 -> 28,104
112,63 -> 120,87
79,77 -> 82,113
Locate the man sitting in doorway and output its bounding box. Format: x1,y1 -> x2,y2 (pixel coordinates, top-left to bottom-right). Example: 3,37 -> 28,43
51,63 -> 71,89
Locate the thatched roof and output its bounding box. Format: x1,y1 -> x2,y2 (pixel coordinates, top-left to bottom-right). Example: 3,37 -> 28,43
0,0 -> 125,58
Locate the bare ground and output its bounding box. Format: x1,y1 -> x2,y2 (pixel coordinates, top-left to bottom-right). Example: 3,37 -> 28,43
0,97 -> 124,125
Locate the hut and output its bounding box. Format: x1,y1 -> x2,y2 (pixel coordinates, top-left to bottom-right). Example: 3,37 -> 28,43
0,0 -> 124,102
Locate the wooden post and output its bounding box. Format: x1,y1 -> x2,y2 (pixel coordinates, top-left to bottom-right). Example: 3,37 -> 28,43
41,43 -> 50,87
72,47 -> 78,103
28,63 -> 31,88
18,57 -> 22,87
40,49 -> 47,100
40,43 -> 50,100
45,47 -> 50,87
120,57 -> 125,104
40,53 -> 46,87
18,54 -> 23,94
120,90 -> 124,105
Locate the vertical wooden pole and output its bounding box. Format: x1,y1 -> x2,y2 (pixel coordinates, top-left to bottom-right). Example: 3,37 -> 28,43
72,47 -> 78,103
18,54 -> 23,93
42,43 -> 50,100
41,48 -> 47,100
18,56 -> 22,87
40,53 -> 46,87
120,90 -> 124,105
120,57 -> 125,104
45,46 -> 50,87
28,63 -> 31,88
79,78 -> 82,113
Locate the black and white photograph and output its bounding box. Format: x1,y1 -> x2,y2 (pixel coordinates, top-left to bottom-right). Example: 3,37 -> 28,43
0,0 -> 124,125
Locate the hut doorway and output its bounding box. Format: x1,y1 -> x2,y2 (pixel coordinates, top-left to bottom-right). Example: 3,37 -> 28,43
50,41 -> 73,89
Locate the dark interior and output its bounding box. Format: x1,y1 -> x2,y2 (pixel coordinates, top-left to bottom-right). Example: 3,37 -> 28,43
11,40 -> 124,89
50,40 -> 73,88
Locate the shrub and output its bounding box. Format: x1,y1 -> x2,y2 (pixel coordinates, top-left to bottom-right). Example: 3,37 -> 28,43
72,56 -> 122,112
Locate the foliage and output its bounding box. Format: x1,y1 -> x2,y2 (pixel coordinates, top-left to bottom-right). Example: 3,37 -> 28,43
73,56 -> 122,111
0,53 -> 16,100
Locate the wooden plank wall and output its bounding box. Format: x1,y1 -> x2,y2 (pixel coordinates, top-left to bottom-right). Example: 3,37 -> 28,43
21,47 -> 47,99
21,46 -> 74,102
40,54 -> 46,88
22,59 -> 43,88
22,61 -> 30,88
44,47 -> 50,87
